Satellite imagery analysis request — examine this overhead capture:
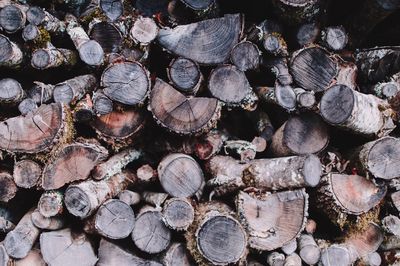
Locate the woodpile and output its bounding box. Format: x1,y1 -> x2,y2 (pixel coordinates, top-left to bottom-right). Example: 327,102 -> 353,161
0,0 -> 400,265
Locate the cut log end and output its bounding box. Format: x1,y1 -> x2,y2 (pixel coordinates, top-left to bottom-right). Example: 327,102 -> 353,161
0,78 -> 24,105
230,41 -> 260,72
168,57 -> 202,94
78,40 -> 104,66
38,191 -> 63,217
162,198 -> 194,230
26,6 -> 45,25
320,84 -> 355,124
14,160 -> 41,189
302,154 -> 322,187
0,5 -> 25,33
366,137 -> 400,180
64,186 -> 91,218
130,17 -> 158,45
0,172 -> 17,203
18,98 -> 38,115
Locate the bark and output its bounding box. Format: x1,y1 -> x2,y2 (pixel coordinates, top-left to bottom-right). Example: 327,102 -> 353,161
0,171 -> 17,203
27,81 -> 54,105
263,57 -> 293,86
118,190 -> 140,205
236,190 -> 308,251
336,59 -> 358,90
0,78 -> 25,105
53,74 -> 97,105
392,191 -> 400,212
92,89 -> 113,115
163,242 -> 194,266
230,41 -> 260,72
167,57 -> 203,95
223,140 -> 257,162
158,153 -> 205,198
129,16 -> 159,45
256,84 -> 296,111
295,22 -> 320,47
271,0 -> 324,25
246,110 -> 275,142
31,44 -> 77,70
321,26 -> 348,51
38,191 -> 63,217
0,34 -> 24,68
88,20 -> 123,54
298,234 -> 320,265
64,170 -> 136,218
26,6 -> 46,26
142,191 -> 169,207
30,209 -> 64,230
0,4 -> 26,33
162,197 -> 195,231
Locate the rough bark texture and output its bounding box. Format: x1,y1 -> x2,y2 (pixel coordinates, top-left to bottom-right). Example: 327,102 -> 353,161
53,75 -> 97,105
0,34 -> 23,68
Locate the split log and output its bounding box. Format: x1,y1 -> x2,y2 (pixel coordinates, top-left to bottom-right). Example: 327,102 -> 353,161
66,14 -> 104,66
163,242 -> 194,266
319,84 -> 393,136
157,14 -> 242,65
271,0 -> 324,25
89,21 -> 123,54
131,209 -> 171,254
269,113 -> 329,156
142,192 -> 169,207
0,4 -> 26,33
118,190 -> 140,205
0,34 -> 23,68
295,22 -> 320,47
208,64 -> 257,110
94,199 -> 135,239
162,197 -> 194,231
293,87 -> 316,109
290,45 -> 338,92
101,61 -> 150,106
129,16 -> 159,45
18,98 -> 38,115
53,74 -> 97,105
345,223 -> 383,258
236,190 -> 308,251
64,170 -> 135,218
185,202 -> 247,265
92,90 -> 113,115
284,253 -> 302,266
0,171 -> 17,203
317,174 -> 386,224
4,210 -> 40,259
349,136 -> 400,180
267,252 -> 285,266
97,238 -> 162,266
92,147 -> 142,180
168,0 -> 218,23
158,153 -> 204,198
99,0 -> 123,21
136,164 -> 157,184
321,26 -> 348,51
281,240 -> 297,255
263,33 -> 288,56
207,155 -> 321,195
149,78 -> 221,135
40,228 -> 98,266
27,82 -> 54,105
41,140 -> 108,190
256,85 -> 296,111
13,248 -> 46,266
167,57 -> 202,95
38,191 -> 63,217
298,234 -> 320,265
320,244 -> 356,266
31,45 -> 77,70
0,78 -> 25,105
230,41 -> 260,72
31,209 -> 64,230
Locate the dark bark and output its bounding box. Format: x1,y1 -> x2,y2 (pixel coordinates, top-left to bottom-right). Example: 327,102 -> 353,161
168,0 -> 218,23
271,0 -> 325,25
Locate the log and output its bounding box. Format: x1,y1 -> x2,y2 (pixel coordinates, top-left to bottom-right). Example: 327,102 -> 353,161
41,140 -> 108,190
320,244 -> 355,266
31,209 -> 64,230
163,242 -> 194,266
230,41 -> 260,72
0,4 -> 26,33
263,33 -> 288,56
321,26 -> 348,51
92,147 -> 142,180
40,228 -> 98,266
97,238 -> 162,266
167,57 -> 202,95
185,202 -> 247,265
158,153 -> 204,198
345,223 -> 383,258
293,87 -> 316,109
4,210 -> 40,259
94,199 -> 135,239
263,57 -> 293,86
131,209 -> 171,254
136,164 -> 157,183
392,191 -> 400,212
157,14 -> 242,65
22,24 -> 41,42
73,96 -> 94,123
142,191 -> 169,207
266,252 -> 285,266
298,234 -> 320,265
53,74 -> 97,105
247,110 -> 275,142
118,190 -> 140,205
168,0 -> 218,23
256,85 -> 296,111
31,45 -> 77,70
0,34 -> 23,68
149,78 -> 221,135
0,78 -> 25,105
27,7 -> 64,34
305,219 -> 317,234
284,253 -> 301,266
18,98 -> 38,115
360,252 -> 382,266
295,22 -> 320,47
99,0 -> 123,21
290,46 -> 338,92
269,112 -> 329,156
236,190 -> 307,251
350,136 -> 400,180
0,207 -> 15,233
162,197 -> 194,231
26,6 -> 45,26
14,248 -> 46,266
383,215 -> 400,236
27,82 -> 54,105
208,64 -> 257,109
101,61 -> 150,106
207,155 -> 321,195
319,84 -> 393,136
89,21 -> 123,54
281,240 -> 297,255
271,0 -> 324,24
64,170 -> 136,218
0,245 -> 9,266
223,140 -> 257,162
129,16 -> 158,45
0,171 -> 17,203
38,191 -> 63,217
336,60 -> 358,90
92,90 -> 113,115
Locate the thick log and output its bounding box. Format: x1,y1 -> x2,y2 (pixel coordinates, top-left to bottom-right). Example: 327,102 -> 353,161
0,78 -> 25,105
0,4 -> 26,33
321,26 -> 348,51
53,74 -> 97,105
131,209 -> 171,254
38,191 -> 63,217
0,34 -> 23,68
163,242 -> 194,266
26,6 -> 45,26
208,64 -> 257,109
271,0 -> 324,24
208,155 -> 321,195
92,147 -> 142,180
92,90 -> 112,115
157,14 -> 242,65
31,209 -> 64,230
94,199 -> 135,239
0,171 -> 17,203
168,0 -> 218,23
89,21 -> 123,54
41,140 -> 108,190
296,22 -> 320,47
18,98 -> 38,115
230,41 -> 260,72
269,113 -> 329,156
22,24 -> 41,42
129,16 -> 158,45
298,234 -> 320,265
31,45 -> 77,70
320,84 -> 393,136
350,136 -> 400,180
101,61 -> 150,106
64,170 -> 136,218
267,252 -> 285,266
346,223 -> 383,258
185,202 -> 247,265
149,78 -> 221,135
290,46 -> 338,92
4,210 -> 40,259
162,197 -> 194,231
236,190 -> 308,251
256,85 -> 296,111
263,33 -> 288,56
40,228 -> 98,266
118,190 -> 140,205
167,57 -> 202,95
158,153 -> 204,197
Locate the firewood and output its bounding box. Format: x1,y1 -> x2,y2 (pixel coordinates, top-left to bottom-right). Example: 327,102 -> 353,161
0,171 -> 17,203
40,228 -> 98,266
158,153 -> 204,198
271,0 -> 324,25
336,60 -> 358,90
31,209 -> 64,230
267,252 -> 285,266
163,242 -> 194,266
168,0 -> 219,23
185,201 -> 247,265
22,24 -> 42,43
13,248 -> 46,266
236,190 -> 308,251
18,98 -> 38,115
142,191 -> 169,207
0,4 -> 27,34
0,34 -> 23,68
392,191 -> 400,212
293,88 -> 316,109
256,85 -> 296,111
41,140 -> 108,190
284,253 -> 302,266
149,78 -> 221,135
270,113 -> 329,156
321,26 -> 348,51
157,14 -> 242,65
320,244 -> 356,266
281,240 -> 297,255
131,209 -> 172,254
4,209 -> 40,259
26,6 -> 46,26
263,57 -> 293,86
64,170 -> 136,218
129,16 -> 159,45
26,6 -> 65,34
38,191 -> 63,218
383,215 -> 400,236
92,90 -> 113,115
305,219 -> 317,234
208,64 -> 258,110
136,164 -> 157,183
0,78 -> 25,105
31,44 -> 77,70
53,74 -> 97,105
162,197 -> 194,231
298,234 -> 321,265
73,96 -> 94,123
230,41 -> 260,72
359,252 -> 382,266
27,81 -> 54,105
88,21 -> 123,54
263,32 -> 288,57
247,110 -> 275,142
295,22 -> 320,47
99,0 -> 123,21
167,57 -> 203,95
118,190 -> 140,205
